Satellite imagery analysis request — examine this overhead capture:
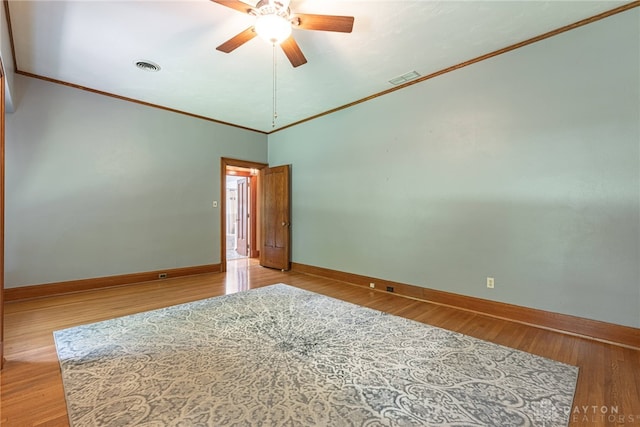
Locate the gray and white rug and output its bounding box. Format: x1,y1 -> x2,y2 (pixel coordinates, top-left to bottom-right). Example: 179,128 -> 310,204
54,283 -> 578,426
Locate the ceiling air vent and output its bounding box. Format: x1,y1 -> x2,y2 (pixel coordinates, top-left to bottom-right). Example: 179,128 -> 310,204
389,70 -> 421,85
135,60 -> 161,72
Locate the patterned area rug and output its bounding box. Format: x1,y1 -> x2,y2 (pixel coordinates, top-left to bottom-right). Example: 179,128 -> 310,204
54,284 -> 578,426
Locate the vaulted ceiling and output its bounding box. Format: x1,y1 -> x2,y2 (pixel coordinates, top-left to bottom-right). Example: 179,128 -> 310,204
6,0 -> 633,133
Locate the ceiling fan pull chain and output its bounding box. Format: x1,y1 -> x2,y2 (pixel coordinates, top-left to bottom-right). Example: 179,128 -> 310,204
272,43 -> 278,128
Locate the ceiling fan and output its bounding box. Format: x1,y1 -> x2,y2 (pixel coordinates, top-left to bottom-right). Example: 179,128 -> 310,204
212,0 -> 355,67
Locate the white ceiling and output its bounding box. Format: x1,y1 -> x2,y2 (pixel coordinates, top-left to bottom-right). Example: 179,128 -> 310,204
7,0 -> 631,133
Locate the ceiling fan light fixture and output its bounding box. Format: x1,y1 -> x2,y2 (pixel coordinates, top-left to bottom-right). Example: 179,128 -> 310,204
255,13 -> 292,44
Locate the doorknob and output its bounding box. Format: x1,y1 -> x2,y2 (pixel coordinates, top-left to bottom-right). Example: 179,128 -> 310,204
282,221 -> 290,227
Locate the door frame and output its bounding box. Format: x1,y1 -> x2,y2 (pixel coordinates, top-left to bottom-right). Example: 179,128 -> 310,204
1,66 -> 5,369
220,158 -> 267,272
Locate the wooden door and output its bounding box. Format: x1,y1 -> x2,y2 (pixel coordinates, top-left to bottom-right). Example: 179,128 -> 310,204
260,165 -> 291,270
236,178 -> 248,256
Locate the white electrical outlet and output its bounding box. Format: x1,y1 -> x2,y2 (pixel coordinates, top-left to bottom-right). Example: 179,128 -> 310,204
212,201 -> 218,208
487,277 -> 495,289
369,283 -> 375,289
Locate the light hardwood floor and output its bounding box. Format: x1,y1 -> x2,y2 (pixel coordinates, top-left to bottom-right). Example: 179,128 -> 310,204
2,259 -> 639,426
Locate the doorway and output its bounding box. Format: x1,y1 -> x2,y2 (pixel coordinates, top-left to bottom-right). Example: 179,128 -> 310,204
220,158 -> 268,272
225,171 -> 256,261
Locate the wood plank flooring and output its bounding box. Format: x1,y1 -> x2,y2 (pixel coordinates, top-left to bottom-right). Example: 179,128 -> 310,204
2,259 -> 639,426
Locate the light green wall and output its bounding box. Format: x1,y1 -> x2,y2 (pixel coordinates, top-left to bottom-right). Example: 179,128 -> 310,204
268,10 -> 640,327
5,75 -> 267,288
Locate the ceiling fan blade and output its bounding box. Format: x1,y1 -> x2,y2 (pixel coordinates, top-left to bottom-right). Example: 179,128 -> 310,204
293,13 -> 354,33
280,36 -> 307,68
216,27 -> 257,53
211,0 -> 254,14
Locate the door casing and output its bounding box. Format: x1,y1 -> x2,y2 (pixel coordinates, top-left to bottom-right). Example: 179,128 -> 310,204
1,69 -> 5,369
